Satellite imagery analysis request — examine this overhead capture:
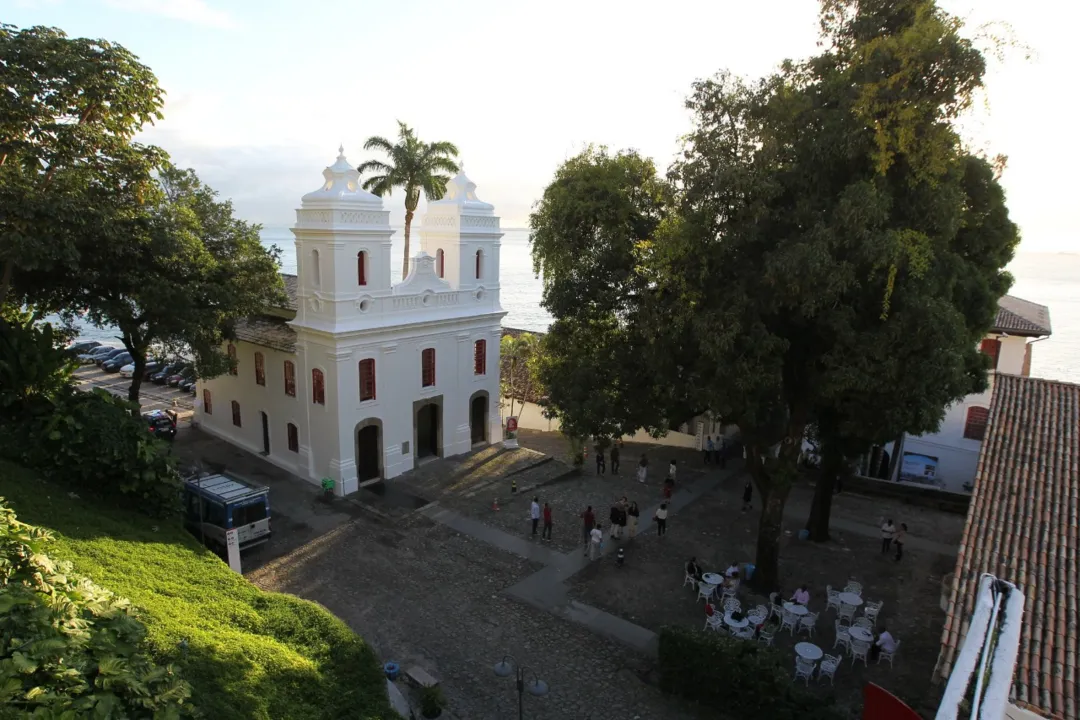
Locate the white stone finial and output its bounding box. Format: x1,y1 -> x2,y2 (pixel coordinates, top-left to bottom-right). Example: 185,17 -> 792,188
337,144 -> 345,158
460,160 -> 465,173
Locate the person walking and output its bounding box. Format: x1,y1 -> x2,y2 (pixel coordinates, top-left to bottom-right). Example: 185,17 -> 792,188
581,505 -> 595,556
610,443 -> 621,475
617,498 -> 628,539
741,478 -> 753,512
589,523 -> 604,560
894,523 -> 907,561
530,497 -> 540,537
704,436 -> 714,464
655,502 -> 669,537
668,459 -> 677,483
880,518 -> 896,554
595,443 -> 606,475
542,502 -> 553,541
609,504 -> 621,539
626,501 -> 640,538
637,454 -> 648,484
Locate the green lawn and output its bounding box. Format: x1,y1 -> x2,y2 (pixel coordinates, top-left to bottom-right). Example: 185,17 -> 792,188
0,461 -> 396,720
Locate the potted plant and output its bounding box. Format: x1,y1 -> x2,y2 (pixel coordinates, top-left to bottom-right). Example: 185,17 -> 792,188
419,685 -> 445,719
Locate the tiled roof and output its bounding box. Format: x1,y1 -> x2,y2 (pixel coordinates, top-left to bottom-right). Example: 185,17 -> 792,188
993,295 -> 1052,336
936,374 -> 1079,720
234,316 -> 296,353
281,273 -> 298,311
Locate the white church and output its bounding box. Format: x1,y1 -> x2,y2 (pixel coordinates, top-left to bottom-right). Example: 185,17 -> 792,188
195,148 -> 506,495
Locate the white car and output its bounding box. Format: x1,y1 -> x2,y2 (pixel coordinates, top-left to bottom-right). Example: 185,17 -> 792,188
119,363 -> 137,378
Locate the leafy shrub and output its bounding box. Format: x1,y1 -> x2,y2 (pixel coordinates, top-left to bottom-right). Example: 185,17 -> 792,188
657,626 -> 845,720
0,498 -> 195,718
419,685 -> 445,718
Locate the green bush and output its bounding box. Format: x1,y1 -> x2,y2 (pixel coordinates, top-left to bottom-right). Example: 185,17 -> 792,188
0,498 -> 195,718
657,626 -> 845,720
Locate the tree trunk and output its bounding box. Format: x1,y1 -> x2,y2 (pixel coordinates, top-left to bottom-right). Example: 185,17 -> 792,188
122,333 -> 147,412
401,210 -> 414,279
806,440 -> 843,542
753,484 -> 790,591
887,432 -> 904,482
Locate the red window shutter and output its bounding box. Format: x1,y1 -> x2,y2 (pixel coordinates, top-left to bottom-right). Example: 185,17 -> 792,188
980,338 -> 1001,370
254,352 -> 265,386
203,390 -> 213,415
228,343 -> 238,376
357,251 -> 367,286
287,423 -> 299,453
231,400 -> 241,427
422,348 -> 436,387
312,369 -> 325,405
474,339 -> 486,375
963,407 -> 989,441
359,359 -> 376,401
284,361 -> 296,397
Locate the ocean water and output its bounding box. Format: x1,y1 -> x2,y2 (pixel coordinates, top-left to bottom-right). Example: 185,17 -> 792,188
60,229 -> 1078,385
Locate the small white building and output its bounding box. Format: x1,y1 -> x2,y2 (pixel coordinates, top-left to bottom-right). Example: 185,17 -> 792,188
881,295 -> 1052,493
196,149 -> 506,494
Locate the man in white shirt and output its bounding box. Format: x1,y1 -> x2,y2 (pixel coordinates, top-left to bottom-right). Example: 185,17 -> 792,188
530,497 -> 540,537
880,519 -> 896,554
725,562 -> 740,578
589,524 -> 603,560
876,628 -> 897,654
790,585 -> 810,605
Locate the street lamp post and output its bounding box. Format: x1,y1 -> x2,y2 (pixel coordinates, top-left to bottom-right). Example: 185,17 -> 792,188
493,654 -> 548,720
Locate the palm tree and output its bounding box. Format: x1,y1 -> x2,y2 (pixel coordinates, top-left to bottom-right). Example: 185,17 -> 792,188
357,121 -> 459,278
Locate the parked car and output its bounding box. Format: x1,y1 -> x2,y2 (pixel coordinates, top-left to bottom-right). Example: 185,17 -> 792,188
152,362 -> 185,384
183,473 -> 271,552
119,360 -> 163,379
64,340 -> 100,358
179,375 -> 197,392
102,352 -> 133,373
144,409 -> 178,440
168,367 -> 195,388
95,347 -> 128,366
79,345 -> 119,364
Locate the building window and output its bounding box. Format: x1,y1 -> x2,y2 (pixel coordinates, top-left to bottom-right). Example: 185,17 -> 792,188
421,348 -> 436,387
359,358 -> 376,401
287,423 -> 299,453
474,339 -> 486,375
357,250 -> 367,286
312,368 -> 325,405
203,390 -> 213,415
310,248 -> 321,287
227,343 -> 238,376
980,338 -> 1001,370
475,249 -> 483,279
283,360 -> 296,397
963,407 -> 989,441
231,400 -> 241,428
254,352 -> 265,386
436,249 -> 445,278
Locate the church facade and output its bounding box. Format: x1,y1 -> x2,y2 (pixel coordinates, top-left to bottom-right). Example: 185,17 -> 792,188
195,149 -> 506,495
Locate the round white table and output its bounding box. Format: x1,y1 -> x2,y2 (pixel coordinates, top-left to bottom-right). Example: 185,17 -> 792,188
795,642 -> 823,661
838,592 -> 863,607
848,626 -> 874,643
724,613 -> 749,629
702,572 -> 723,586
784,602 -> 809,616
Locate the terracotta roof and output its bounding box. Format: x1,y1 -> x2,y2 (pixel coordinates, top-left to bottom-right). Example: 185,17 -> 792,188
936,374 -> 1079,720
234,316 -> 296,353
281,273 -> 298,310
993,295 -> 1052,337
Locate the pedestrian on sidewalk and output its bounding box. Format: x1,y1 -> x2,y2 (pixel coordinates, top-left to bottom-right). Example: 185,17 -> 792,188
655,502 -> 669,536
880,518 -> 896,553
617,497 -> 628,538
741,478 -> 753,512
589,523 -> 604,560
542,502 -> 553,540
704,436 -> 714,464
894,523 -> 907,561
668,459 -> 677,483
626,501 -> 640,538
595,443 -> 606,475
609,504 -> 621,539
581,505 -> 595,555
610,442 -> 621,475
637,454 -> 649,484
530,497 -> 540,536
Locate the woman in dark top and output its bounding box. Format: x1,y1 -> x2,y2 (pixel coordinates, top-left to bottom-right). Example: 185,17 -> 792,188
626,501 -> 640,538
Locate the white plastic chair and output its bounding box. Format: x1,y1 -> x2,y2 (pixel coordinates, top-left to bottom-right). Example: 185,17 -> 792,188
734,626 -> 756,640
826,585 -> 841,613
780,610 -> 798,636
723,597 -> 741,614
793,657 -> 815,685
864,600 -> 884,625
818,654 -> 841,685
878,639 -> 901,667
747,611 -> 767,628
770,601 -> 784,622
833,621 -> 851,654
704,611 -> 724,632
838,603 -> 856,625
798,611 -> 819,637
752,604 -> 769,619
850,639 -> 870,666
758,626 -> 776,646
721,582 -> 739,601
684,570 -> 697,589
853,617 -> 873,631
844,580 -> 862,596
696,581 -> 715,603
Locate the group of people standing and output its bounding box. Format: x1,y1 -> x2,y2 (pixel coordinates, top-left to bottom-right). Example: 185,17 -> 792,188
703,435 -> 728,467
879,518 -> 908,560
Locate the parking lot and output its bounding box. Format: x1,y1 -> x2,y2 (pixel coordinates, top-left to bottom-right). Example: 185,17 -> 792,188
74,363 -> 195,414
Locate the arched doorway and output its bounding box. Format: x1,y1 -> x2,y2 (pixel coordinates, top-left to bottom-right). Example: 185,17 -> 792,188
355,419 -> 382,482
416,403 -> 440,459
470,391 -> 488,446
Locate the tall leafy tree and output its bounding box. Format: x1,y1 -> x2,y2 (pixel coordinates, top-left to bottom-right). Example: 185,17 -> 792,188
500,331 -> 541,420
357,122 -> 459,278
0,24 -> 164,307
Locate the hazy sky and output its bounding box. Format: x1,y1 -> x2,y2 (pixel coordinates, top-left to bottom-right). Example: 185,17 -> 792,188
5,0 -> 1076,251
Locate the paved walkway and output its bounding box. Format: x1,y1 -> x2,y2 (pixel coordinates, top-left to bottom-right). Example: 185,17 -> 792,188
421,461 -> 959,659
